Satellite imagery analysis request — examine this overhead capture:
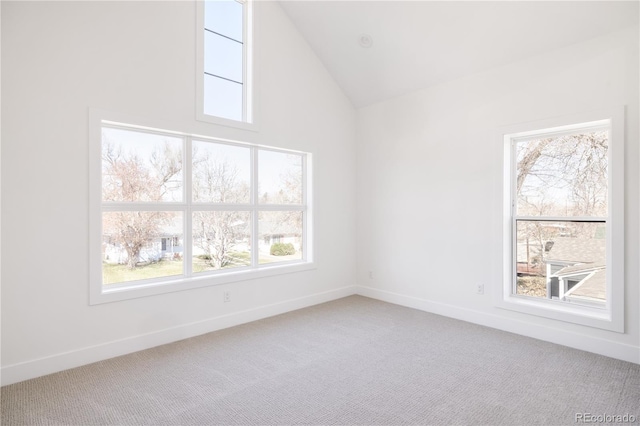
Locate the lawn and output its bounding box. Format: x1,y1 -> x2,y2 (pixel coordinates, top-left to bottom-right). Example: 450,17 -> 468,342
103,260 -> 184,285
103,251 -> 254,285
103,250 -> 303,285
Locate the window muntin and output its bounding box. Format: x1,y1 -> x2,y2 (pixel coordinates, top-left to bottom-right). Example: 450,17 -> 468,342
501,111 -> 624,332
94,118 -> 311,301
199,0 -> 253,125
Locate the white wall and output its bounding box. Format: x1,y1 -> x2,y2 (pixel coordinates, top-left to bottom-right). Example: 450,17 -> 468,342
1,1 -> 357,384
356,26 -> 640,362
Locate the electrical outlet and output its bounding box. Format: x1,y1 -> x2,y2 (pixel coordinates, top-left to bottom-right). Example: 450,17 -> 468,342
223,291 -> 231,303
476,283 -> 484,295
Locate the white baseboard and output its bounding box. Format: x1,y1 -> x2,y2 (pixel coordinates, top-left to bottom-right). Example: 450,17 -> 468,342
4,284 -> 636,386
1,285 -> 357,386
355,285 -> 640,364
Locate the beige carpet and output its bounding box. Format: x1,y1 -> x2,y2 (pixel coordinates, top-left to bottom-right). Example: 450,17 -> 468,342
2,295 -> 639,425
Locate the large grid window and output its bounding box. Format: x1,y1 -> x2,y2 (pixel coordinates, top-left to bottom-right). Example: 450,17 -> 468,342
197,0 -> 253,127
501,110 -> 624,332
90,114 -> 312,304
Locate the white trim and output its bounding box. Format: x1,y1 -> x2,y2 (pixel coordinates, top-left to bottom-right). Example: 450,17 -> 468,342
98,262 -> 317,304
89,109 -> 104,306
251,147 -> 259,267
356,286 -> 639,365
509,121 -> 609,143
195,0 -> 258,132
496,107 -> 625,332
185,137 -> 194,278
1,285 -> 356,386
303,153 -> 315,262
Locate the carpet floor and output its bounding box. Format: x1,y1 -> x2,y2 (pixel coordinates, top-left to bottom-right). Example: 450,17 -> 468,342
2,295 -> 639,425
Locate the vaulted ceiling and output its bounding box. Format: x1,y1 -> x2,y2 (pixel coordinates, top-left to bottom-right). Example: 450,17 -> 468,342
279,1 -> 639,108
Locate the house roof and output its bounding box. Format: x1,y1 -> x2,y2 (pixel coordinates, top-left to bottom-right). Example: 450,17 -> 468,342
555,261 -> 605,277
545,237 -> 606,264
546,237 -> 607,302
567,270 -> 607,301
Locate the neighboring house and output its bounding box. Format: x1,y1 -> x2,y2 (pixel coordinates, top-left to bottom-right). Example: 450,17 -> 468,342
103,234 -> 184,265
102,219 -> 300,265
159,235 -> 183,259
544,237 -> 606,305
260,220 -> 301,252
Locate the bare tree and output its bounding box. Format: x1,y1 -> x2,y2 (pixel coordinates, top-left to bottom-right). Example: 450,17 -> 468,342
516,138 -> 552,195
192,149 -> 249,268
102,133 -> 182,269
104,211 -> 172,269
568,133 -> 608,217
193,211 -> 249,269
515,130 -> 608,275
517,132 -> 607,218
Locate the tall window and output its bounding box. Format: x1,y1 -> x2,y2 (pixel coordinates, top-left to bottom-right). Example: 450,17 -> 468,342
197,0 -> 253,127
501,110 -> 624,332
90,113 -> 312,304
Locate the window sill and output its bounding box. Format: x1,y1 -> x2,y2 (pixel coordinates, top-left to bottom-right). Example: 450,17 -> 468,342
196,111 -> 259,133
496,293 -> 622,333
90,261 -> 316,305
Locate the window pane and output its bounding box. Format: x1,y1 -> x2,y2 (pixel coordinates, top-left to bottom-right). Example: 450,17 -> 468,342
192,141 -> 250,203
259,211 -> 303,264
192,211 -> 250,272
516,130 -> 608,217
102,127 -> 183,202
204,31 -> 243,83
515,220 -> 606,305
204,74 -> 243,121
102,212 -> 183,284
204,0 -> 243,42
258,151 -> 303,204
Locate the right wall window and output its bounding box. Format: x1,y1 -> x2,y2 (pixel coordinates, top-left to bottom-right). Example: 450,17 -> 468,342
501,109 -> 624,332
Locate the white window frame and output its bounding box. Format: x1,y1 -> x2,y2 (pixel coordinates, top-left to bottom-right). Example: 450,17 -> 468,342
195,0 -> 257,131
496,107 -> 624,332
89,109 -> 313,305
